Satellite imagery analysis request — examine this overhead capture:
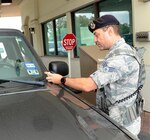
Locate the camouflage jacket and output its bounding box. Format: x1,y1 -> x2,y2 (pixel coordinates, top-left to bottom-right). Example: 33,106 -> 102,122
90,38 -> 140,125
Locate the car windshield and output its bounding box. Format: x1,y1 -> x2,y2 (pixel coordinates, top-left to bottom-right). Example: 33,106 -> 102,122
0,30 -> 45,82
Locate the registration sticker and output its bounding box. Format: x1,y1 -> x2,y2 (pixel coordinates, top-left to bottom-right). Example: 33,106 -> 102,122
25,62 -> 39,75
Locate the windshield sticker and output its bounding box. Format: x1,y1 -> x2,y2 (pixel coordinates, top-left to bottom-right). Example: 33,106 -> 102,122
24,62 -> 39,75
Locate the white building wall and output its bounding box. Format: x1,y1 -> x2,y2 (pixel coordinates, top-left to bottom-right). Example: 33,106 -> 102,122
132,0 -> 150,112
132,0 -> 150,65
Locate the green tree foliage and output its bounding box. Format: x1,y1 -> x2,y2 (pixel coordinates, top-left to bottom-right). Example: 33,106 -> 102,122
77,15 -> 90,27
120,23 -> 130,34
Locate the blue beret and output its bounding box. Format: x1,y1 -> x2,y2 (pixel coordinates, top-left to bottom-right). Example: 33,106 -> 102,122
88,15 -> 120,33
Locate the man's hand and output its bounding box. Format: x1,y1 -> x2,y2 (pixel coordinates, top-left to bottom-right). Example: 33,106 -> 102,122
45,71 -> 63,84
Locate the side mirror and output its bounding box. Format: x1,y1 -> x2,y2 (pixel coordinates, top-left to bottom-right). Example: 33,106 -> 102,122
49,61 -> 82,94
49,61 -> 69,76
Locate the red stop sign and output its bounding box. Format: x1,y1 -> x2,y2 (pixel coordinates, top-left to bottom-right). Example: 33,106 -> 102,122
62,33 -> 76,51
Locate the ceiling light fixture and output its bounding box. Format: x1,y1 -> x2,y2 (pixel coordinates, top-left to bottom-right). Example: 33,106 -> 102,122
1,0 -> 12,6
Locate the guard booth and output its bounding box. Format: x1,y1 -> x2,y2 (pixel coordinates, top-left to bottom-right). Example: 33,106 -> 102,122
79,46 -> 108,105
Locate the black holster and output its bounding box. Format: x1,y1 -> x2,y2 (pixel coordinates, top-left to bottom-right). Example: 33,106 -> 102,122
135,92 -> 144,116
99,88 -> 111,115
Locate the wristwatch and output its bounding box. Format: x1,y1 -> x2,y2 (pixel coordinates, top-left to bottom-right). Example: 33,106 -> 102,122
61,77 -> 66,85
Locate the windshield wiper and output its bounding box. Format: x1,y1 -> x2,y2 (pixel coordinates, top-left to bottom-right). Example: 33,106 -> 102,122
0,79 -> 45,86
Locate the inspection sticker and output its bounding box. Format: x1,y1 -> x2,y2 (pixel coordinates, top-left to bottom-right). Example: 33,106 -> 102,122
25,62 -> 39,75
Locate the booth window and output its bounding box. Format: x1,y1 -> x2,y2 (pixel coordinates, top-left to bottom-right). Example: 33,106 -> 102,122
99,0 -> 133,46
42,16 -> 67,56
73,5 -> 95,57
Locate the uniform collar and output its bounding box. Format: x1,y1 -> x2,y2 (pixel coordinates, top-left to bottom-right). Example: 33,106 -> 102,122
105,38 -> 126,59
109,38 -> 126,52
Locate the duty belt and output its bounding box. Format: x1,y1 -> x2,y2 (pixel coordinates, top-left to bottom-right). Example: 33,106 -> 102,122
99,87 -> 144,125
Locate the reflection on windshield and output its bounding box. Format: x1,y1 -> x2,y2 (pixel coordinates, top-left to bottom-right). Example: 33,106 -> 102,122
0,31 -> 44,81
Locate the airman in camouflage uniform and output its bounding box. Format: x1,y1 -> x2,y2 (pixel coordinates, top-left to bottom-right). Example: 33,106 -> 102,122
90,38 -> 142,136
87,15 -> 145,137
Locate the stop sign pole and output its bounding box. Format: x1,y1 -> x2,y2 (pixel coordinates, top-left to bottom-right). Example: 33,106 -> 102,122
62,33 -> 76,77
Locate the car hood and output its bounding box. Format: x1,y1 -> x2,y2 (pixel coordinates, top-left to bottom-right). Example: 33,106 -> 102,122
0,86 -> 136,140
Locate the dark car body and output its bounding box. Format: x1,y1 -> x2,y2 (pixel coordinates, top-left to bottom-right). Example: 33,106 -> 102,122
0,29 -> 138,140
